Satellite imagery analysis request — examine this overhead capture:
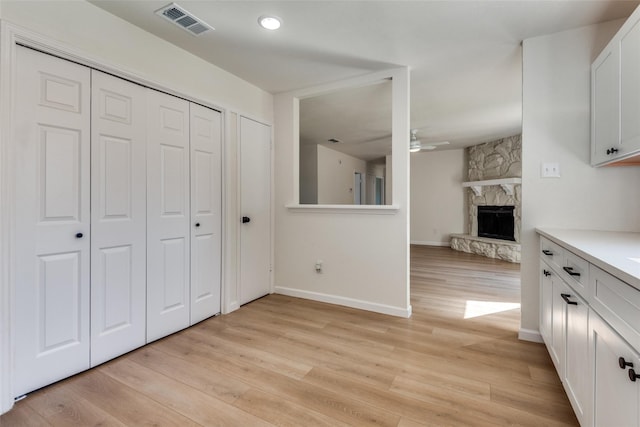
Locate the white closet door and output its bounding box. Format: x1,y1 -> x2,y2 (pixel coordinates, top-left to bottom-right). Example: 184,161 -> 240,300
90,71 -> 147,366
239,117 -> 272,305
146,90 -> 191,342
190,104 -> 222,324
13,47 -> 91,396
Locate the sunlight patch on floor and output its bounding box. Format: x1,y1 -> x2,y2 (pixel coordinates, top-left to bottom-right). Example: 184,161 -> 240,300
464,300 -> 521,319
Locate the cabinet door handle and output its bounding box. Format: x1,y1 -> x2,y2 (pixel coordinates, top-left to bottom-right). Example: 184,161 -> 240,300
629,368 -> 640,382
606,147 -> 619,155
242,216 -> 251,224
619,357 -> 634,369
560,293 -> 578,305
75,232 -> 84,239
543,270 -> 551,277
542,250 -> 553,256
562,266 -> 581,277
195,222 -> 201,228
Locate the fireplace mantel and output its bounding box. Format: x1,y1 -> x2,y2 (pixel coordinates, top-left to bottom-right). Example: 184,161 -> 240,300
462,177 -> 522,196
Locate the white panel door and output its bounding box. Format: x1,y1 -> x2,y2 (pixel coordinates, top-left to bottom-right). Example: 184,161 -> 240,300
90,71 -> 147,366
239,117 -> 271,305
147,90 -> 191,342
190,104 -> 222,324
13,47 -> 91,396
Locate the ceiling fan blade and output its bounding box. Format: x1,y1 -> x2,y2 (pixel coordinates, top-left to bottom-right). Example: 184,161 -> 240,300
426,141 -> 450,146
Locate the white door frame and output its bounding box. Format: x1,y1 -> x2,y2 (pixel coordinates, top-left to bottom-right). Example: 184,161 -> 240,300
0,21 -> 272,414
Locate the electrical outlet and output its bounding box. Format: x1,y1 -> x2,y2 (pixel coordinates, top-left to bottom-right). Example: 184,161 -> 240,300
541,162 -> 561,178
315,260 -> 323,273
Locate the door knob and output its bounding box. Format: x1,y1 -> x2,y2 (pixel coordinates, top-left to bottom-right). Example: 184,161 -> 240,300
75,232 -> 84,238
629,368 -> 640,382
242,216 -> 251,224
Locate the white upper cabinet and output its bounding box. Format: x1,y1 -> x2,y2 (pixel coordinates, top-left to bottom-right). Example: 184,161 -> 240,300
591,44 -> 620,165
621,19 -> 640,152
592,6 -> 640,166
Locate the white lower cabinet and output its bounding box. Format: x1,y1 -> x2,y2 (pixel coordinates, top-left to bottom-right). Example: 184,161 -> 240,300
590,312 -> 640,427
563,286 -> 589,426
539,258 -> 590,425
540,262 -> 564,374
13,47 -> 222,397
539,234 -> 640,426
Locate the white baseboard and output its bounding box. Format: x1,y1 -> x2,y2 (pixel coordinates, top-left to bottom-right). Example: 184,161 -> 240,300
410,240 -> 450,247
518,328 -> 543,343
274,286 -> 412,318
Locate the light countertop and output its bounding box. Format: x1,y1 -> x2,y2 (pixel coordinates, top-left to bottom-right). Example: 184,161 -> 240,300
536,228 -> 640,291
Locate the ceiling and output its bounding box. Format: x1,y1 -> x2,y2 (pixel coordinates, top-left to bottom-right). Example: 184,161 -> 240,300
90,0 -> 639,157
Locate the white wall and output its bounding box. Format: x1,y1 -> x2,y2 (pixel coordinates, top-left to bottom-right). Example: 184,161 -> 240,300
317,145 -> 367,204
0,0 -> 272,122
410,149 -> 465,245
273,68 -> 410,317
521,19 -> 640,335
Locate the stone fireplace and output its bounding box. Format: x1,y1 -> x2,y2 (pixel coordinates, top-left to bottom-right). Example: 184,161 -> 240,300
450,134 -> 521,263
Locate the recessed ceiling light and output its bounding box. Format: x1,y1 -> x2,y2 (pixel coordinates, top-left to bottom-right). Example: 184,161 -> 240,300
258,15 -> 281,30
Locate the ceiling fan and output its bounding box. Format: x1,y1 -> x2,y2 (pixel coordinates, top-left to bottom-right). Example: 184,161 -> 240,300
409,129 -> 449,152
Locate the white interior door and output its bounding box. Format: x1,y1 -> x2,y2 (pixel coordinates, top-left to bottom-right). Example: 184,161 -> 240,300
190,103 -> 222,324
146,89 -> 191,342
13,47 -> 91,396
239,117 -> 271,305
90,71 -> 147,366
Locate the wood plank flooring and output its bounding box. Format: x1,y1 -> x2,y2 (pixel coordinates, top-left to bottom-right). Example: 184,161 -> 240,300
1,246 -> 578,426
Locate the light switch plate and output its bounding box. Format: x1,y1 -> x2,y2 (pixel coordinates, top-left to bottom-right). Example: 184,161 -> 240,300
541,162 -> 561,178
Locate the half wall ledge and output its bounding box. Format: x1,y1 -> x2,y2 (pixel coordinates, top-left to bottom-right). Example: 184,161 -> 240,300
450,233 -> 521,263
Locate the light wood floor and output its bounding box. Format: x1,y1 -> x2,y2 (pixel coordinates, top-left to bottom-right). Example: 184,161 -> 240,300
1,246 -> 578,426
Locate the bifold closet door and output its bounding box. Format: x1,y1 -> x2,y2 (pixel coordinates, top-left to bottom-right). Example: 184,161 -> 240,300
146,90 -> 191,342
90,71 -> 147,366
13,46 -> 91,396
190,104 -> 222,323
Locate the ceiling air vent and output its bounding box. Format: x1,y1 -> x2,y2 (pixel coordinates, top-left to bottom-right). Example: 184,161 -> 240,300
155,3 -> 214,36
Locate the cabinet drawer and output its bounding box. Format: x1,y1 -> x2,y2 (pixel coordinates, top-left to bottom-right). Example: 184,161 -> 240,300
540,237 -> 564,271
562,251 -> 590,297
591,264 -> 640,351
